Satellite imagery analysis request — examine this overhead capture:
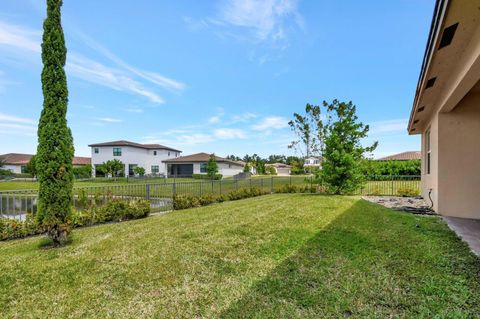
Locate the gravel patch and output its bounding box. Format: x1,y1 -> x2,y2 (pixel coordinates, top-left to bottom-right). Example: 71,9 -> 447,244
363,196 -> 436,215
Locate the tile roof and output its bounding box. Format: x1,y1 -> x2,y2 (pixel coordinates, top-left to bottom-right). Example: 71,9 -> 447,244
0,153 -> 91,165
163,153 -> 244,166
88,140 -> 181,152
377,151 -> 421,161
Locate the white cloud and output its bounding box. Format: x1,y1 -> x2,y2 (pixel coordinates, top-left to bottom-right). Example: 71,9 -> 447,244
208,115 -> 222,124
252,116 -> 288,130
0,20 -> 184,104
75,31 -> 186,93
230,112 -> 257,123
0,112 -> 36,124
177,133 -> 215,145
67,54 -> 164,104
214,128 -> 247,139
217,0 -> 303,43
125,107 -> 143,113
368,119 -> 408,135
0,21 -> 41,53
96,117 -> 123,123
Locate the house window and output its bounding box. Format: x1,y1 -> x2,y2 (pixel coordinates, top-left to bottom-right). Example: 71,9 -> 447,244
21,166 -> 27,174
200,163 -> 207,173
94,148 -> 99,154
426,129 -> 431,175
153,151 -> 157,156
151,165 -> 159,174
113,147 -> 122,156
168,151 -> 171,156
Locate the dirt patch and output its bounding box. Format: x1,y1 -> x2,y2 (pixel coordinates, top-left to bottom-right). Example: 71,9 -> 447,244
362,196 -> 436,215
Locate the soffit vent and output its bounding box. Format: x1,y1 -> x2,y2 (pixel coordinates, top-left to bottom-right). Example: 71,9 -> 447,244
438,23 -> 459,49
425,77 -> 436,89
418,106 -> 425,112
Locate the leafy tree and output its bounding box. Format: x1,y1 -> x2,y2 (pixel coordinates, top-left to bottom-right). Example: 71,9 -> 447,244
25,155 -> 37,178
361,159 -> 420,177
226,154 -> 242,161
288,104 -> 323,157
99,159 -> 124,178
133,166 -> 146,176
289,159 -> 305,175
72,165 -> 92,178
207,154 -> 219,178
36,0 -> 74,246
319,100 -> 377,194
265,166 -> 277,175
267,154 -> 286,164
243,162 -> 251,173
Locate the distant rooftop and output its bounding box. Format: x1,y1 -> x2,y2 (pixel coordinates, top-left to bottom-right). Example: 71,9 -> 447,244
377,151 -> 421,161
88,140 -> 181,152
0,153 -> 91,165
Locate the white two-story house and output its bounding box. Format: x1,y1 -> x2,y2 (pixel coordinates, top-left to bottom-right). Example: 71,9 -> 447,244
89,140 -> 181,177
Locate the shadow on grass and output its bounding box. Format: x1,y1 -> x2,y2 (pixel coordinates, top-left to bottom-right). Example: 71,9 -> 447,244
219,200 -> 480,318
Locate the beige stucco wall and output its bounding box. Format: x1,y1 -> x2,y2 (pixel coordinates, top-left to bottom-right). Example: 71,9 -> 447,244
421,112 -> 439,211
422,87 -> 480,218
437,89 -> 480,218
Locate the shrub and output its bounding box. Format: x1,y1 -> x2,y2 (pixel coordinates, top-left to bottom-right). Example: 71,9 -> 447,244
275,184 -> 298,193
97,199 -> 151,222
199,194 -> 217,206
73,165 -> 92,178
192,174 -> 223,180
1,199 -> 151,241
397,187 -> 420,197
173,195 -> 202,210
0,214 -> 40,241
173,187 -> 268,211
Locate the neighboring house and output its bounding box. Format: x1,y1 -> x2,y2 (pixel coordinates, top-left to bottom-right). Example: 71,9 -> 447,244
0,153 -> 91,174
266,163 -> 291,176
376,151 -> 421,161
304,156 -> 322,168
89,140 -> 181,177
163,153 -> 244,177
408,0 -> 480,219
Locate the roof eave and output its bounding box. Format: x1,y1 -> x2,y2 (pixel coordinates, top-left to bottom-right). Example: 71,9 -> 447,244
408,0 -> 449,134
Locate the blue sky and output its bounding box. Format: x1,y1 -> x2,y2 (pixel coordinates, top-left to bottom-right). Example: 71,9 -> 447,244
0,0 -> 433,158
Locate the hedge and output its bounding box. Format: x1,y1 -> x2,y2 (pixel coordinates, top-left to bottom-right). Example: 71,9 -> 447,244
0,199 -> 150,241
192,174 -> 223,180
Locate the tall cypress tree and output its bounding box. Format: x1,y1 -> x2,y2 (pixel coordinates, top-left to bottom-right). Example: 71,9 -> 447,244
36,0 -> 74,246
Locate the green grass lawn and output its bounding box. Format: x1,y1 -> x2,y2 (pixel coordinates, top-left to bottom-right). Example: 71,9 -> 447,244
0,177 -> 197,191
0,194 -> 478,318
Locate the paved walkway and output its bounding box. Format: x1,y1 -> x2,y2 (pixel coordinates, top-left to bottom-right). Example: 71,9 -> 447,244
443,216 -> 480,257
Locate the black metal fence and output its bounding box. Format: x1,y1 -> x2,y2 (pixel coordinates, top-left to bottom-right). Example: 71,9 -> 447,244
0,175 -> 421,220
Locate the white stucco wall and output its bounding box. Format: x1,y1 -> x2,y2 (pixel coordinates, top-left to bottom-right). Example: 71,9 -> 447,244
91,146 -> 180,176
3,164 -> 22,174
191,162 -> 243,177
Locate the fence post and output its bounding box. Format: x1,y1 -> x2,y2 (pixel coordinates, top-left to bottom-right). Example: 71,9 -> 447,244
290,176 -> 292,185
235,180 -> 238,190
146,184 -> 151,200
310,176 -> 313,192
200,182 -> 203,196
391,175 -> 394,196
261,178 -> 263,189
172,181 -> 176,197
220,179 -> 222,195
